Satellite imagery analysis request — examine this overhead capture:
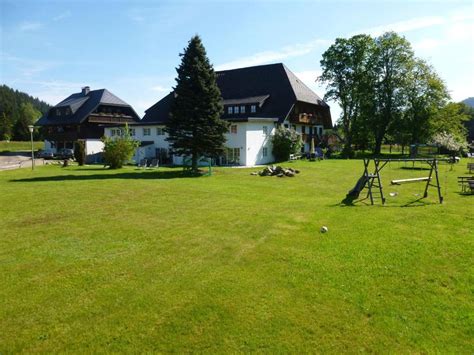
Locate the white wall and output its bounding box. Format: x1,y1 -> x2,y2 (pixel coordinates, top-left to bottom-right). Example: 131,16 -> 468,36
85,139 -> 104,156
44,139 -> 104,157
224,122 -> 247,165
245,122 -> 275,166
104,122 -> 276,166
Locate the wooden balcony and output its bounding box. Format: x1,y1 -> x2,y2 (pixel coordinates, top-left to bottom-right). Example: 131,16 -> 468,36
88,114 -> 136,124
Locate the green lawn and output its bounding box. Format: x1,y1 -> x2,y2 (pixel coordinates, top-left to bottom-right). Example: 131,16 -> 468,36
0,160 -> 472,352
0,141 -> 44,153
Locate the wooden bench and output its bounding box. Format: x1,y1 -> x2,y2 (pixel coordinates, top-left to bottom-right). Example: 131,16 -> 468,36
468,163 -> 474,174
289,154 -> 302,161
458,176 -> 474,193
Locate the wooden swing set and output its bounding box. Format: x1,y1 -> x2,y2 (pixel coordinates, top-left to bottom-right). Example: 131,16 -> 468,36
347,158 -> 451,205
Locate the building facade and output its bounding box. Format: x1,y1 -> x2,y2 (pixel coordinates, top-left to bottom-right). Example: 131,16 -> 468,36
104,63 -> 332,166
36,87 -> 140,161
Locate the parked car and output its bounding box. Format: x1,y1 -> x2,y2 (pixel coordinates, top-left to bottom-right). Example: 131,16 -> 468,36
56,148 -> 74,159
36,149 -> 54,159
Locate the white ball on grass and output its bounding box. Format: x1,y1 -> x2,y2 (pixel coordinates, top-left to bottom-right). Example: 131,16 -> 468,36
320,226 -> 328,233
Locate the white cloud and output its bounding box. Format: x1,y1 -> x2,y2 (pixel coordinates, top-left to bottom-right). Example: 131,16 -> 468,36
293,70 -> 322,86
413,38 -> 442,51
445,21 -> 474,42
1,54 -> 57,77
215,39 -> 330,70
19,21 -> 43,32
151,85 -> 170,93
352,16 -> 446,37
53,11 -> 71,21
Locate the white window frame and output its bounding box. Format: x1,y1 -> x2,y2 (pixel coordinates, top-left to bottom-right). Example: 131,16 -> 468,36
263,147 -> 268,157
156,127 -> 164,136
240,105 -> 246,113
234,106 -> 239,114
251,105 -> 256,113
143,128 -> 151,136
129,128 -> 136,136
228,106 -> 233,114
230,124 -> 237,134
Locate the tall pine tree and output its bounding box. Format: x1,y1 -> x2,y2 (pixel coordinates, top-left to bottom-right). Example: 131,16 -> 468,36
166,35 -> 228,173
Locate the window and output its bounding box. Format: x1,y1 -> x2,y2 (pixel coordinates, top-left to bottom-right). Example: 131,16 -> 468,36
263,126 -> 268,136
263,147 -> 268,157
129,128 -> 136,136
111,129 -> 116,136
251,105 -> 256,113
230,124 -> 237,134
240,105 -> 246,113
143,128 -> 151,136
56,109 -> 62,116
225,147 -> 240,165
234,106 -> 239,114
228,106 -> 233,114
156,127 -> 164,135
302,126 -> 306,134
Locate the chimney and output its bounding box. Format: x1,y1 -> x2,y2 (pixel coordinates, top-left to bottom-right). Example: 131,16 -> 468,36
82,86 -> 90,95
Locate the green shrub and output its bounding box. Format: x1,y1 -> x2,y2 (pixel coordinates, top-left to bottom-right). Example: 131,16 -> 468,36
74,141 -> 86,166
102,125 -> 139,169
271,126 -> 303,162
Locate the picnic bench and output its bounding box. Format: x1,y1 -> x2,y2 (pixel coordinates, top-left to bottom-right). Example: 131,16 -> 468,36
458,176 -> 474,194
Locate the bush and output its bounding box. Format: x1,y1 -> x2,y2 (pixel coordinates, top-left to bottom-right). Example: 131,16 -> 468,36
431,131 -> 467,155
102,125 -> 139,169
271,126 -> 303,162
74,141 -> 86,166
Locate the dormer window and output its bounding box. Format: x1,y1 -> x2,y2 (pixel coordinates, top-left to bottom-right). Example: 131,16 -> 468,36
251,105 -> 256,113
240,106 -> 246,113
228,106 -> 233,114
234,106 -> 239,114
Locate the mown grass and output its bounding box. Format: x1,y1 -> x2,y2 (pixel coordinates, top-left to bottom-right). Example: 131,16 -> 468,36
0,160 -> 472,352
0,141 -> 44,153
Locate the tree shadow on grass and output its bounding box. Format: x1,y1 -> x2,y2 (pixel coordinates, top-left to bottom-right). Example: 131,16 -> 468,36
334,195 -> 437,208
10,170 -> 203,183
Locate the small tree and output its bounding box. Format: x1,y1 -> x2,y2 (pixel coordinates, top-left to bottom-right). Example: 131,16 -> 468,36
102,124 -> 139,169
431,132 -> 467,155
271,126 -> 303,162
74,141 -> 86,166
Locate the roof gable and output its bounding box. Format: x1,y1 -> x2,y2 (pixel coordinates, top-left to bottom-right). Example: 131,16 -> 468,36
282,65 -> 328,107
36,88 -> 140,126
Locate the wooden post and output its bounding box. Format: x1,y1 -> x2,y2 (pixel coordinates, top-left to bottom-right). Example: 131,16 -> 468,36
433,159 -> 443,203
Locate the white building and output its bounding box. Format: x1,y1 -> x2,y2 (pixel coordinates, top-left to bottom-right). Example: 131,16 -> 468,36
105,63 -> 332,166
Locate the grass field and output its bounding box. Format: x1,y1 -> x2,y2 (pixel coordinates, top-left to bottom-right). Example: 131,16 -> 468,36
0,141 -> 44,153
0,160 -> 472,352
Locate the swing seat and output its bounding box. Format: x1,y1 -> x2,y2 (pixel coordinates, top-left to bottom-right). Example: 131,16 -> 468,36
391,177 -> 431,185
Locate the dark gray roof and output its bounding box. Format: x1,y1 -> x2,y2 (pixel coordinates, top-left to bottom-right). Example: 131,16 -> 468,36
222,95 -> 270,107
283,66 -> 328,107
142,63 -> 330,125
36,88 -> 140,126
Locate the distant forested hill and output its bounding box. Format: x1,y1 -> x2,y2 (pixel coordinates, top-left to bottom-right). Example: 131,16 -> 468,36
0,85 -> 51,141
462,97 -> 474,108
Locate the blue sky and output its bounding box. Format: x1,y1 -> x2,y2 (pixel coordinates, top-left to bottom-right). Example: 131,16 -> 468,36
1,0 -> 473,122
